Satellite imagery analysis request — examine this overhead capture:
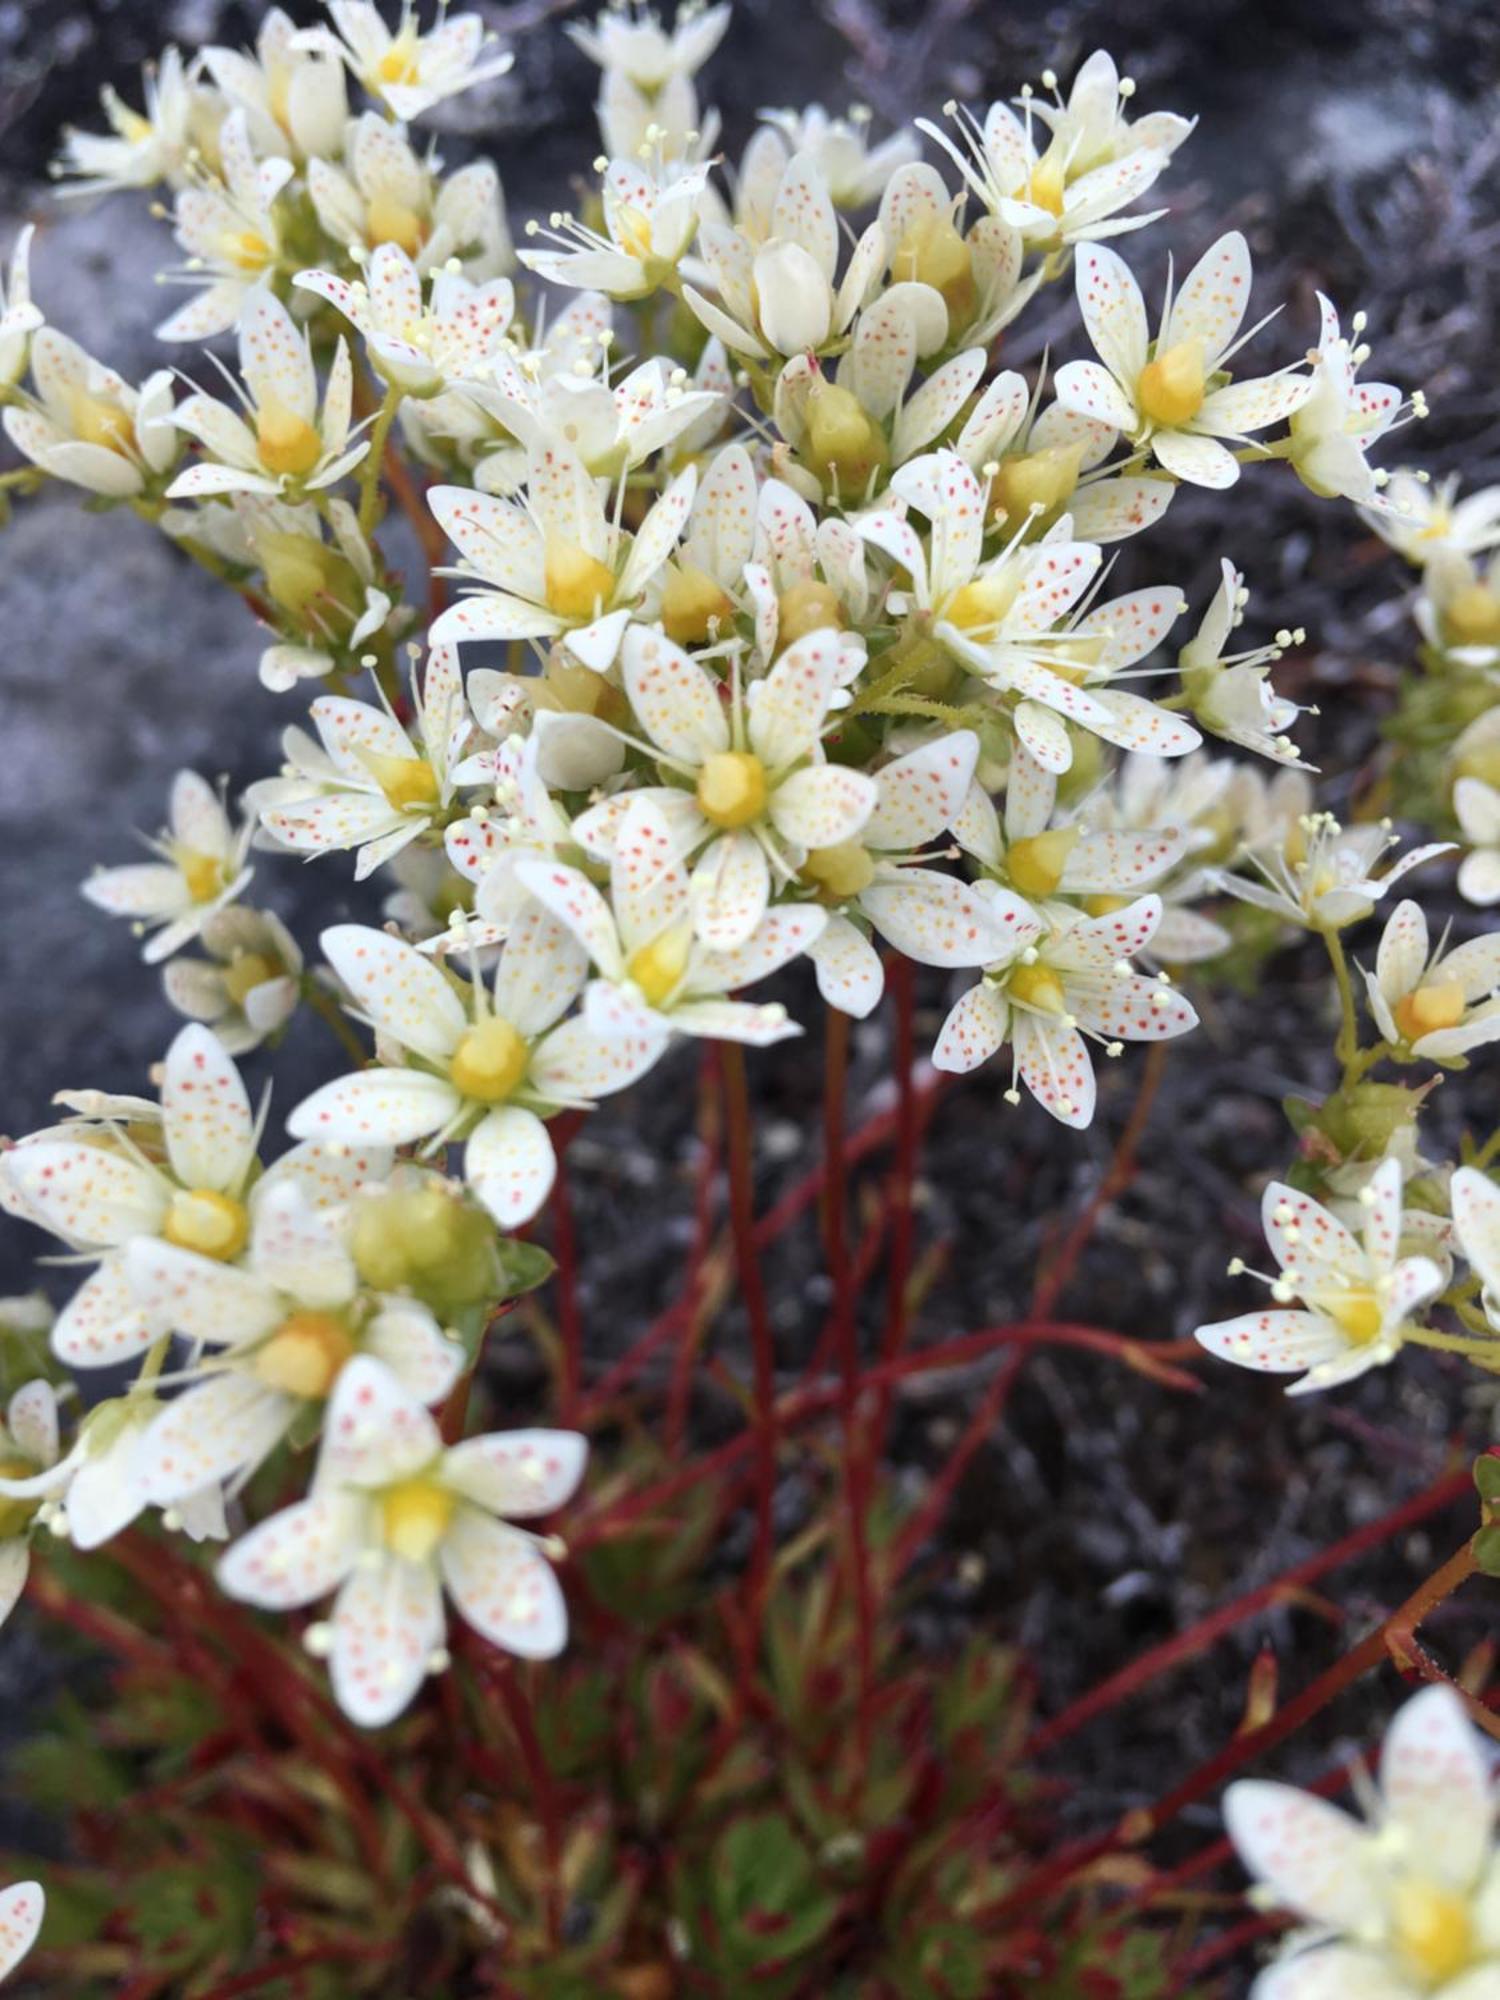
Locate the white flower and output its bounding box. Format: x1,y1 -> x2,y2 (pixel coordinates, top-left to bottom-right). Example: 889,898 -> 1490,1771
219,1354 -> 584,1725
286,919 -> 665,1225
1019,50 -> 1194,181
1219,814 -> 1452,931
756,105 -> 921,209
0,1883 -> 43,1982
568,4 -> 730,91
157,111 -> 294,342
307,113 -> 511,278
1455,778 -> 1500,907
243,494 -> 397,692
1056,234 -> 1310,489
874,164 -> 1037,353
0,228 -> 42,390
441,733 -> 578,945
1287,296 -> 1408,506
1362,900 -> 1500,1062
931,894 -> 1198,1127
1418,550 -> 1500,672
472,350 -> 720,490
126,1181 -> 462,1505
259,645 -> 469,879
518,793 -> 825,1044
0,1382 -> 63,1629
1452,1168 -> 1500,1334
1225,1684 -> 1500,1997
427,444 -> 695,670
162,905 -> 304,1054
683,150 -> 884,360
1179,558 -> 1307,763
168,288 -> 368,502
296,244 -> 515,398
0,1025 -> 390,1371
81,770 -> 254,963
57,47 -> 213,195
570,625 -> 879,949
202,6 -> 349,162
1371,472 -> 1500,570
1194,1158 -> 1443,1393
297,2 -> 514,121
3,329 -> 177,498
522,154 -> 711,301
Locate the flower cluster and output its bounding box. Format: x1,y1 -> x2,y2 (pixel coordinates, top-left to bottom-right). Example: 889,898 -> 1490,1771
1,0 -> 1497,1761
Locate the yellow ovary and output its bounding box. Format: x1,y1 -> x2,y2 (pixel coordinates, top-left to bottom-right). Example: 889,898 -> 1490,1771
1136,339 -> 1208,429
220,229 -> 273,272
221,951 -> 277,1006
696,751 -> 768,830
1320,1284 -> 1384,1347
64,385 -> 134,454
990,443 -> 1086,529
1024,147 -> 1068,219
175,845 -> 227,903
944,567 -> 1022,636
380,1477 -> 456,1563
1008,963 -> 1066,1014
366,192 -> 429,257
892,212 -> 976,324
449,1016 -> 529,1103
627,923 -> 694,1006
1394,981 -> 1465,1044
1444,583 -> 1500,650
359,748 -> 440,813
1389,1878 -> 1475,1988
802,842 -> 875,901
162,1188 -> 250,1262
1006,826 -> 1081,899
544,537 -> 617,621
253,1312 -> 355,1399
376,33 -> 422,86
256,391 -> 324,478
803,382 -> 889,498
661,563 -> 735,645
777,580 -> 843,650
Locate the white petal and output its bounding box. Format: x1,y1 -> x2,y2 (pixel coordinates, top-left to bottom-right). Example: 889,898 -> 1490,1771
0,1881 -> 44,1981
1194,1309 -> 1345,1375
933,981 -> 1009,1073
1379,1683 -> 1496,1892
619,624 -> 729,764
52,1259 -> 154,1367
218,1491 -> 364,1609
1,1140 -> 167,1247
861,869 -> 1037,968
321,924 -> 467,1061
689,832 -> 771,951
440,1511 -> 568,1658
331,1555 -> 444,1726
1012,1011 -> 1096,1128
161,1024 -> 253,1192
443,1430 -> 587,1517
140,1374 -> 291,1504
464,1105 -> 556,1226
287,1068 -> 460,1148
1223,1780 -> 1383,1934
321,1355 -> 442,1488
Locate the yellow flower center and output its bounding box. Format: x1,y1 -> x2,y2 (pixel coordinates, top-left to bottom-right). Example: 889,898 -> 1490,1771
626,923 -> 694,1006
1083,893 -> 1131,917
945,568 -> 1022,635
1444,583 -> 1500,650
1136,338 -> 1208,428
1321,1284 -> 1385,1347
174,845 -> 227,903
162,1188 -> 250,1262
64,385 -> 134,454
365,192 -> 430,257
253,1311 -> 355,1399
256,391 -> 324,478
380,1476 -> 456,1564
803,382 -> 889,500
221,951 -> 277,1007
221,229 -> 273,273
1006,826 -> 1081,899
777,580 -> 844,652
1393,981 -> 1466,1043
358,748 -> 440,813
1024,148 -> 1068,218
449,1016 -> 529,1103
802,841 -> 875,900
613,202 -> 656,264
1008,962 -> 1066,1014
376,33 -> 422,86
544,536 -> 617,621
892,212 -> 976,325
696,751 -> 768,830
989,444 -> 1086,530
661,562 -> 735,645
1389,1878 -> 1475,1988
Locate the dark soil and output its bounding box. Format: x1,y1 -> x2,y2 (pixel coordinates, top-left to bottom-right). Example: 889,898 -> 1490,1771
2,0 -> 1500,1985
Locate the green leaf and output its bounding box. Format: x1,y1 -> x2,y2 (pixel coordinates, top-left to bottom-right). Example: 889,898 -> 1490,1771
1470,1524 -> 1500,1576
1474,1453 -> 1500,1507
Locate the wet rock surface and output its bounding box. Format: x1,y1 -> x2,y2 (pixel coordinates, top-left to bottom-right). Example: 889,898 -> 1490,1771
2,0 -> 1500,1970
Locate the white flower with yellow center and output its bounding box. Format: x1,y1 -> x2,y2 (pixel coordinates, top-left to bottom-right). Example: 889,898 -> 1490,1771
1455,778 -> 1500,908
1217,814 -> 1451,932
157,110 -> 293,342
683,149 -> 885,361
757,104 -> 921,210
202,6 -> 348,163
169,288 -> 368,502
1073,751 -> 1238,963
296,243 -> 515,398
240,492 -> 397,694
1417,550 -> 1500,673
427,442 -> 696,670
1371,472 -> 1500,571
1287,295 -> 1409,506
471,349 -> 721,491
931,894 -> 1198,1127
1225,1684 -> 1500,1998
218,1354 -> 584,1726
163,905 -> 304,1054
259,644 -> 469,880
3,328 -> 177,499
307,113 -> 510,279
517,793 -> 825,1045
916,53 -> 1190,258
522,153 -> 712,302
1179,557 -> 1307,764
1362,901 -> 1500,1063
441,731 -> 577,944
1056,234 -> 1311,489
568,3 -> 730,93
0,228 -> 41,391
125,1180 -> 462,1507
569,624 -> 879,950
81,769 -> 254,964
0,1024 -> 390,1372
1194,1159 -> 1442,1394
296,2 -> 514,121
57,46 -> 215,196
286,917 -> 665,1225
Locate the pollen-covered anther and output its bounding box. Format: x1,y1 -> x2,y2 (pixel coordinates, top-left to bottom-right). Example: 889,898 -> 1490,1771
162,1187 -> 250,1261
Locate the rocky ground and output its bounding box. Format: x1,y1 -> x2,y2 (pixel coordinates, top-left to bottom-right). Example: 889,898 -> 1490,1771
2,0 -> 1500,1981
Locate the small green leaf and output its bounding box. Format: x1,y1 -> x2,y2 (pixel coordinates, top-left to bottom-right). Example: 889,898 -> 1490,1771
1470,1524 -> 1500,1576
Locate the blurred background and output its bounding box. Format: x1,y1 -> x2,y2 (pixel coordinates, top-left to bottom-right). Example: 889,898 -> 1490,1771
0,0 -> 1498,1872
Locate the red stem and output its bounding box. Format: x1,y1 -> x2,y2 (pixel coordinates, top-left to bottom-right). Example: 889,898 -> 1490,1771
720,1042 -> 778,1636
